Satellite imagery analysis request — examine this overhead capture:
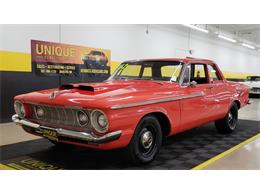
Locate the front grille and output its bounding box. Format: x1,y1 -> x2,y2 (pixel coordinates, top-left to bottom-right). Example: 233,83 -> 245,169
29,104 -> 90,129
251,87 -> 260,92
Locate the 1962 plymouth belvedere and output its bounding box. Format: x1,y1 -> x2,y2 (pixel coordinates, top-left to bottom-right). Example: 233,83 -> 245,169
12,57 -> 249,164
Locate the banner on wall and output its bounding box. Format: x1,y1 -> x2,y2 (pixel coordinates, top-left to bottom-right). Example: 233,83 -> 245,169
31,40 -> 111,77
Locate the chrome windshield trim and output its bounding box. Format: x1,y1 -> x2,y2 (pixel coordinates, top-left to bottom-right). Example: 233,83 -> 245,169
110,92 -> 205,110
108,60 -> 185,82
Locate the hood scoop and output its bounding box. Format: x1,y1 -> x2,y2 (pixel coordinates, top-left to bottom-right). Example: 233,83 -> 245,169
59,84 -> 94,92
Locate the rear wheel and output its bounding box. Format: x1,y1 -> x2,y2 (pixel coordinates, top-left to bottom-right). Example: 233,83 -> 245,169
215,103 -> 238,134
124,115 -> 162,165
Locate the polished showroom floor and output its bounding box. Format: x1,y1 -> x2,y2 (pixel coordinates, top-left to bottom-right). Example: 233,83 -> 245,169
0,98 -> 259,170
202,98 -> 260,170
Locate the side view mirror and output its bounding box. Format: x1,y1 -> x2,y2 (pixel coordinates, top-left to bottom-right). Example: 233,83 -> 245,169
189,80 -> 197,88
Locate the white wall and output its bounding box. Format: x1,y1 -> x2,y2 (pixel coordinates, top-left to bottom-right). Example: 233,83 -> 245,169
0,24 -> 60,52
1,24 -> 260,74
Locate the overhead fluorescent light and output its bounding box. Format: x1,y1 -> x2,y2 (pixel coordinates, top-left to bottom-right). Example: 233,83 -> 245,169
218,34 -> 237,43
258,49 -> 260,52
242,43 -> 255,49
182,24 -> 209,33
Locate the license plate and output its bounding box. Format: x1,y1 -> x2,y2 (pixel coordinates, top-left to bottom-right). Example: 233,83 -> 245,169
42,128 -> 58,142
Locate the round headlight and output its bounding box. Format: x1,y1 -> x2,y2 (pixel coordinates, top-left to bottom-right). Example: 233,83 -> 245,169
77,110 -> 89,127
14,101 -> 25,118
91,110 -> 108,133
35,105 -> 44,118
97,114 -> 107,128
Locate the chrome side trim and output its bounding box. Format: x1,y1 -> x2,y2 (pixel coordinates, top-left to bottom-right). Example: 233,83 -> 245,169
12,114 -> 121,144
110,92 -> 205,110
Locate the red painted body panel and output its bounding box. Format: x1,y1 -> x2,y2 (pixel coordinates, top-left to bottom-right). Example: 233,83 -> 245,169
14,58 -> 250,150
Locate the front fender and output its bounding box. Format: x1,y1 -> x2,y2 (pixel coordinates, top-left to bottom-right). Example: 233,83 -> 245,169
108,101 -> 181,138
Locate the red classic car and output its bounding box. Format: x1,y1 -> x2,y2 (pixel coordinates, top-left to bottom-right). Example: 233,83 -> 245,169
82,50 -> 108,66
12,58 -> 249,164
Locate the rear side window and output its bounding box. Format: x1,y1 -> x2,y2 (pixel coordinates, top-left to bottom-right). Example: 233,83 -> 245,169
207,64 -> 221,81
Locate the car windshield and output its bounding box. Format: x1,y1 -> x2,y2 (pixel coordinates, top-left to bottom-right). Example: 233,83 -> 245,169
247,76 -> 260,81
109,61 -> 183,82
91,51 -> 102,55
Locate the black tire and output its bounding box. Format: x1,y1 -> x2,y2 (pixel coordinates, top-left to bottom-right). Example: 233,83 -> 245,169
124,115 -> 163,165
215,103 -> 238,134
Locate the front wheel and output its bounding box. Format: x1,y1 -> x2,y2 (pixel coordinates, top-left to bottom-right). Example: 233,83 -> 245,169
215,103 -> 238,134
124,115 -> 162,165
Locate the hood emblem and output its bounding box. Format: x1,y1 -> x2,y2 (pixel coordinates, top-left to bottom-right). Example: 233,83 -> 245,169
50,91 -> 59,99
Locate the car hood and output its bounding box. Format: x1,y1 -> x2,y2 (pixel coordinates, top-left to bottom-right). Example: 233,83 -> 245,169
18,80 -> 182,109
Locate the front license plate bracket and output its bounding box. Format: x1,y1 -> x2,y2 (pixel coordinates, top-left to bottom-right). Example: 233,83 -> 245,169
42,128 -> 58,142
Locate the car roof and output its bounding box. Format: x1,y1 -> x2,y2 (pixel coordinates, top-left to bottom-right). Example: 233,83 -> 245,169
123,57 -> 215,64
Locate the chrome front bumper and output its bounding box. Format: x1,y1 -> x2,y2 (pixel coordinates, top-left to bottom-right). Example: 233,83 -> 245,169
250,91 -> 260,95
250,88 -> 260,94
12,114 -> 122,144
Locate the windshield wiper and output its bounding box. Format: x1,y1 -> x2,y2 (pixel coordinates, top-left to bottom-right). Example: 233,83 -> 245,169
131,78 -> 152,80
117,77 -> 131,80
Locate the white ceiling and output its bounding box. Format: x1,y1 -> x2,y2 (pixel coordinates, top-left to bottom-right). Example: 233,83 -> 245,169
207,24 -> 260,47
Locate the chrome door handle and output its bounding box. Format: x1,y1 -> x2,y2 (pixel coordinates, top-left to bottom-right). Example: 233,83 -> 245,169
207,86 -> 214,89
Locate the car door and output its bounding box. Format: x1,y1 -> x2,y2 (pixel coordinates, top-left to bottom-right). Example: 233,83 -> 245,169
207,63 -> 231,118
179,63 -> 217,131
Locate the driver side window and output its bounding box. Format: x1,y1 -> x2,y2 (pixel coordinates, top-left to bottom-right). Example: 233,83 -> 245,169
192,64 -> 207,84
182,64 -> 208,86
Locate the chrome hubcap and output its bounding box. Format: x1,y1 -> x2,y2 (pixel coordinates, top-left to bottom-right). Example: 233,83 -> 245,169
141,130 -> 153,149
228,112 -> 233,123
228,108 -> 237,130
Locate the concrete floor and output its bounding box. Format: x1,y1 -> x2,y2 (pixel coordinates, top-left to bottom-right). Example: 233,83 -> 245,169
203,137 -> 260,170
0,122 -> 40,146
238,98 -> 260,121
0,98 -> 259,169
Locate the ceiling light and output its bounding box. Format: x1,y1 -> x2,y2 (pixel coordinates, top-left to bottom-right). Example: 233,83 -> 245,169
218,34 -> 237,43
241,43 -> 255,49
182,24 -> 209,33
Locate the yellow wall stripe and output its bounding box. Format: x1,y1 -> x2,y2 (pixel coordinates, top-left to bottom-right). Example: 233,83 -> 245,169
192,133 -> 260,170
222,71 -> 252,79
0,50 -> 259,79
0,50 -> 32,72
